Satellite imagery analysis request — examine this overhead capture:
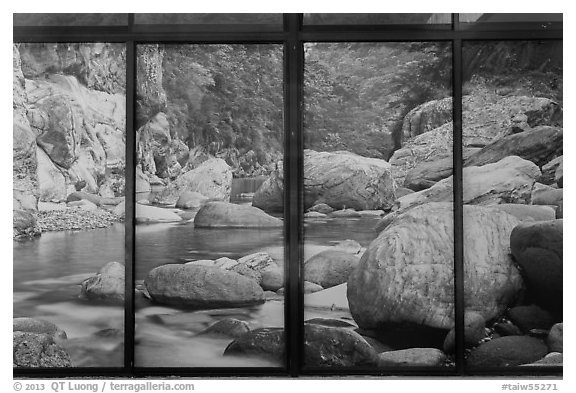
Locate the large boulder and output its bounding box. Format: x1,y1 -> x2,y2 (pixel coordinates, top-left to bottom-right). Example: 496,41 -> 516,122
194,201 -> 282,228
304,250 -> 360,289
254,150 -> 397,212
466,336 -> 548,368
229,252 -> 279,284
347,203 -> 523,331
396,156 -> 541,211
199,318 -> 251,339
303,150 -> 396,210
81,261 -> 125,304
13,332 -> 72,367
510,219 -> 562,311
144,264 -> 265,308
304,324 -> 377,367
464,126 -> 563,168
155,158 -> 232,205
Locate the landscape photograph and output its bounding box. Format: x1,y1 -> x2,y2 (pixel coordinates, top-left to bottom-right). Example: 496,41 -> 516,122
12,16 -> 563,373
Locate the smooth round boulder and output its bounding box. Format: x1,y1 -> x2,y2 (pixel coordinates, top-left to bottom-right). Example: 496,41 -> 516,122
144,264 -> 265,308
13,318 -> 67,340
199,318 -> 250,339
81,261 -> 125,304
305,250 -> 360,289
13,332 -> 72,367
194,201 -> 282,228
223,328 -> 284,363
466,336 -> 548,368
506,305 -> 556,333
304,324 -> 377,367
348,202 -> 523,331
260,267 -> 284,291
13,209 -> 40,238
175,191 -> 208,209
510,219 -> 562,311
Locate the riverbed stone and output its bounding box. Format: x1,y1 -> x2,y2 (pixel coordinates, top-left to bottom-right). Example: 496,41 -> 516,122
305,250 -> 360,288
555,160 -> 563,188
260,267 -> 284,291
194,201 -> 282,228
466,336 -> 548,368
510,219 -> 562,311
494,321 -> 523,337
522,352 -> 563,367
377,348 -> 447,367
199,318 -> 250,339
223,328 -> 284,363
135,203 -> 183,224
348,203 -> 522,331
304,324 -> 377,367
13,318 -> 67,340
547,323 -> 563,353
145,264 -> 265,308
13,332 -> 72,367
81,261 -> 125,304
506,305 -> 556,333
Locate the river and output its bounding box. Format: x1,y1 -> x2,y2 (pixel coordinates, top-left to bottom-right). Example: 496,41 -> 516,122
13,195 -> 382,367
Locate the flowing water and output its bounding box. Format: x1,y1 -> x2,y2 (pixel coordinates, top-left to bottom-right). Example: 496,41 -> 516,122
13,191 -> 383,367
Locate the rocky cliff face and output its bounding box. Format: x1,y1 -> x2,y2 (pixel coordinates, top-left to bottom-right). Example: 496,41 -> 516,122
13,43 -> 127,203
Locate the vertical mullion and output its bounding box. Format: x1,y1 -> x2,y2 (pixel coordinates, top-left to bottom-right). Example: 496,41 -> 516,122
452,37 -> 465,375
124,39 -> 136,372
284,13 -> 303,378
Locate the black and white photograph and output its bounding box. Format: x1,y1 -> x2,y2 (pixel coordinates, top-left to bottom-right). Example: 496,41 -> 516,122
10,10 -> 565,382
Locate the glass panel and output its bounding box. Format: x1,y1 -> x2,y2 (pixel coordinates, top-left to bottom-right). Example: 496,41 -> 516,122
462,41 -> 563,370
304,13 -> 451,25
460,13 -> 562,24
135,13 -> 282,25
134,44 -> 285,367
13,43 -> 126,368
13,13 -> 128,26
303,42 -> 454,369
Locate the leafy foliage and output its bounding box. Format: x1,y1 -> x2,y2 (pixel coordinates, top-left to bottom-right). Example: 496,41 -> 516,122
304,42 -> 451,159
